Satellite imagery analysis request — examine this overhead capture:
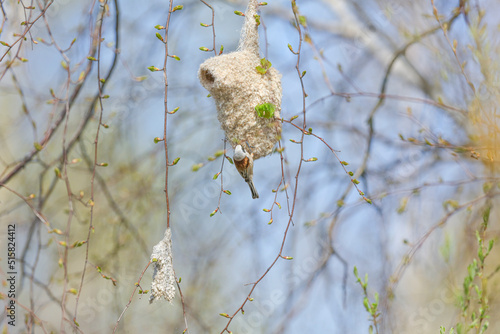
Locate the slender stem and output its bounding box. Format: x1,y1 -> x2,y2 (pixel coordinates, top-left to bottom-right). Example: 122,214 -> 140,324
163,1 -> 174,228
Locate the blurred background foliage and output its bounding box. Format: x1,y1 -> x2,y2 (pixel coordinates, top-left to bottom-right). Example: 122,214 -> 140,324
0,0 -> 499,333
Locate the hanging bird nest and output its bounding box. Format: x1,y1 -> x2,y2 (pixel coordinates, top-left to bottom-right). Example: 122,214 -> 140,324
198,0 -> 282,160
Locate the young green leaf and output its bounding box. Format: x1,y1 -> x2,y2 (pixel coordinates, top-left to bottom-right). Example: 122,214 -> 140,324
254,14 -> 261,26
147,66 -> 161,72
255,103 -> 276,118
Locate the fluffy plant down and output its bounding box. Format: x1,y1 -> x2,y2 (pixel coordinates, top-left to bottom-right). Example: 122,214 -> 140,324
149,228 -> 176,303
198,0 -> 282,160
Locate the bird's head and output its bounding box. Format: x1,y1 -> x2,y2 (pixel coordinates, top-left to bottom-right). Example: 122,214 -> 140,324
233,145 -> 246,161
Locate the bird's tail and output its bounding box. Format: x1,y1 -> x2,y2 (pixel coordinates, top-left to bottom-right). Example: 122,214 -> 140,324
247,180 -> 259,199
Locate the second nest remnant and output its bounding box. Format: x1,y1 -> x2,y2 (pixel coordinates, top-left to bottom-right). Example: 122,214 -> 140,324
198,0 -> 282,160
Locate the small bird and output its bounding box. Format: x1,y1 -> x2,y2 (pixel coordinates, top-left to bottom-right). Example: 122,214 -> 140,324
233,144 -> 259,199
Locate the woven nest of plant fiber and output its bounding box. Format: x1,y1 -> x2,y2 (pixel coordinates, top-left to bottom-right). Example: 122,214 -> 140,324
198,0 -> 282,160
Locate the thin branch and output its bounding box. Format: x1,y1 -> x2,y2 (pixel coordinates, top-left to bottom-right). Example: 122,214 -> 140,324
0,1 -> 54,77
163,0 -> 174,229
113,261 -> 152,333
199,0 -> 217,56
74,0 -> 121,325
387,193 -> 490,299
219,2 -> 309,332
